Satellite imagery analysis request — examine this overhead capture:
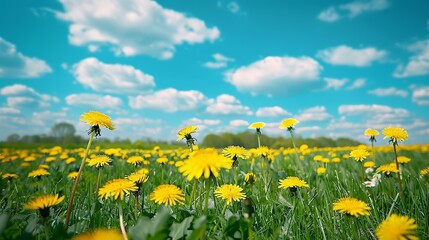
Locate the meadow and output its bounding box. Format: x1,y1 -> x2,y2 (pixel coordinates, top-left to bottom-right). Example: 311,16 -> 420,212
0,112 -> 428,240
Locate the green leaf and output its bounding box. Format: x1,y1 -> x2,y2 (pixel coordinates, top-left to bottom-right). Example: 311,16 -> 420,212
169,216 -> 193,240
186,216 -> 206,240
129,206 -> 172,240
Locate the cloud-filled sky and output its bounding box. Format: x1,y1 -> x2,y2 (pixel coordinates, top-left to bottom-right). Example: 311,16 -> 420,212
0,0 -> 428,144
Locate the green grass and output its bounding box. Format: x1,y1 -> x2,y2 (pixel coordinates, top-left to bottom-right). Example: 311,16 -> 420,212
0,144 -> 428,239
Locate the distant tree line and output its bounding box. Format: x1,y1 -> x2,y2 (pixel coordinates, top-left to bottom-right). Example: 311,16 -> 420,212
201,131 -> 362,149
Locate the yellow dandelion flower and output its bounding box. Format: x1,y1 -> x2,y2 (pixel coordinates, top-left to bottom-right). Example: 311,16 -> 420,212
244,172 -> 257,184
317,167 -> 327,175
2,173 -> 18,179
363,161 -> 375,168
88,155 -> 111,168
214,184 -> 246,205
66,157 -> 76,164
248,122 -> 265,130
175,161 -> 184,167
278,177 -> 309,189
349,149 -> 369,162
222,146 -> 250,161
376,163 -> 399,175
376,214 -> 418,240
24,194 -> 64,217
156,157 -> 169,164
177,125 -> 197,141
127,156 -> 144,165
178,148 -> 233,181
150,184 -> 185,206
80,111 -> 115,137
397,156 -> 411,164
24,156 -> 36,162
68,171 -> 79,179
45,156 -> 56,162
72,228 -> 123,240
332,197 -> 370,217
279,118 -> 299,130
127,172 -> 148,185
332,157 -> 341,163
365,128 -> 379,142
39,164 -> 49,169
98,179 -> 138,200
28,168 -> 50,178
137,168 -> 149,175
420,167 -> 429,176
382,126 -> 408,144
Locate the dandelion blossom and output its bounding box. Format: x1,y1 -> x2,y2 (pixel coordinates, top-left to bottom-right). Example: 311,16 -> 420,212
332,197 -> 370,217
2,173 -> 18,179
178,148 -> 232,180
248,122 -> 265,130
376,163 -> 399,176
28,168 -> 50,178
127,156 -> 144,165
349,149 -> 369,162
364,128 -> 379,142
72,228 -> 123,240
364,161 -> 375,168
98,179 -> 138,200
376,214 -> 418,240
222,146 -> 249,161
127,172 -> 148,185
317,167 -> 327,175
24,194 -> 64,218
150,184 -> 184,206
420,167 -> 429,176
88,155 -> 111,168
244,172 -> 257,184
214,184 -> 246,205
80,111 -> 114,137
397,156 -> 411,164
177,125 -> 197,141
278,177 -> 309,189
382,126 -> 408,144
68,171 -> 79,179
279,118 -> 299,130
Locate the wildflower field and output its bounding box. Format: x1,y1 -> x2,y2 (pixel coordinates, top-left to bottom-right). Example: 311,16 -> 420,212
1,112 -> 428,240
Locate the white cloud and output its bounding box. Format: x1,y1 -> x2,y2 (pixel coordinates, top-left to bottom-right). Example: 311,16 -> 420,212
256,106 -> 290,117
318,7 -> 341,22
0,107 -> 20,114
295,106 -> 332,122
229,119 -> 249,127
56,0 -> 220,59
227,2 -> 240,13
393,39 -> 429,78
204,53 -> 234,69
0,84 -> 59,109
338,104 -> 409,117
206,94 -> 252,115
347,78 -> 366,89
296,126 -> 323,134
129,88 -> 207,112
32,111 -> 68,126
324,77 -> 348,90
410,85 -> 429,106
318,0 -> 390,22
0,38 -> 52,78
225,56 -> 323,96
317,45 -> 386,66
66,93 -> 123,109
185,117 -> 221,132
73,57 -> 155,94
368,87 -> 408,98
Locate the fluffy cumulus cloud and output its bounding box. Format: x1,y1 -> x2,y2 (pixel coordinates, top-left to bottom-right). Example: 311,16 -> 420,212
338,104 -> 409,124
0,107 -> 20,114
0,38 -> 51,78
229,119 -> 249,127
66,93 -> 122,109
57,0 -> 220,59
129,88 -> 207,112
324,77 -> 348,90
317,45 -> 386,66
410,85 -> 429,106
255,106 -> 290,117
204,53 -> 234,69
393,39 -> 429,78
368,87 -> 408,98
0,84 -> 59,109
225,56 -> 322,96
318,0 -> 390,22
73,57 -> 155,94
347,78 -> 366,90
206,94 -> 252,115
295,106 -> 332,122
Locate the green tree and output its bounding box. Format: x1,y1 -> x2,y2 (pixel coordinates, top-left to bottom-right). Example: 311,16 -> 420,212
51,122 -> 76,145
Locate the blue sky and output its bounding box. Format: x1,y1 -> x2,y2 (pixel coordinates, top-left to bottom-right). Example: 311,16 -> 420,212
1,0 -> 428,144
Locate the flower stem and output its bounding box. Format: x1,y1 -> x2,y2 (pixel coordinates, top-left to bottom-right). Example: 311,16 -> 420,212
392,143 -> 404,201
361,164 -> 365,182
371,140 -> 376,165
204,179 -> 211,214
119,204 -> 128,240
257,133 -> 261,148
94,168 -> 101,198
190,180 -> 197,209
289,130 -> 303,173
65,131 -> 95,227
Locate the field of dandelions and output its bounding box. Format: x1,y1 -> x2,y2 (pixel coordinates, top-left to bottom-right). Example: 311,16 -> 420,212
1,111 -> 428,240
